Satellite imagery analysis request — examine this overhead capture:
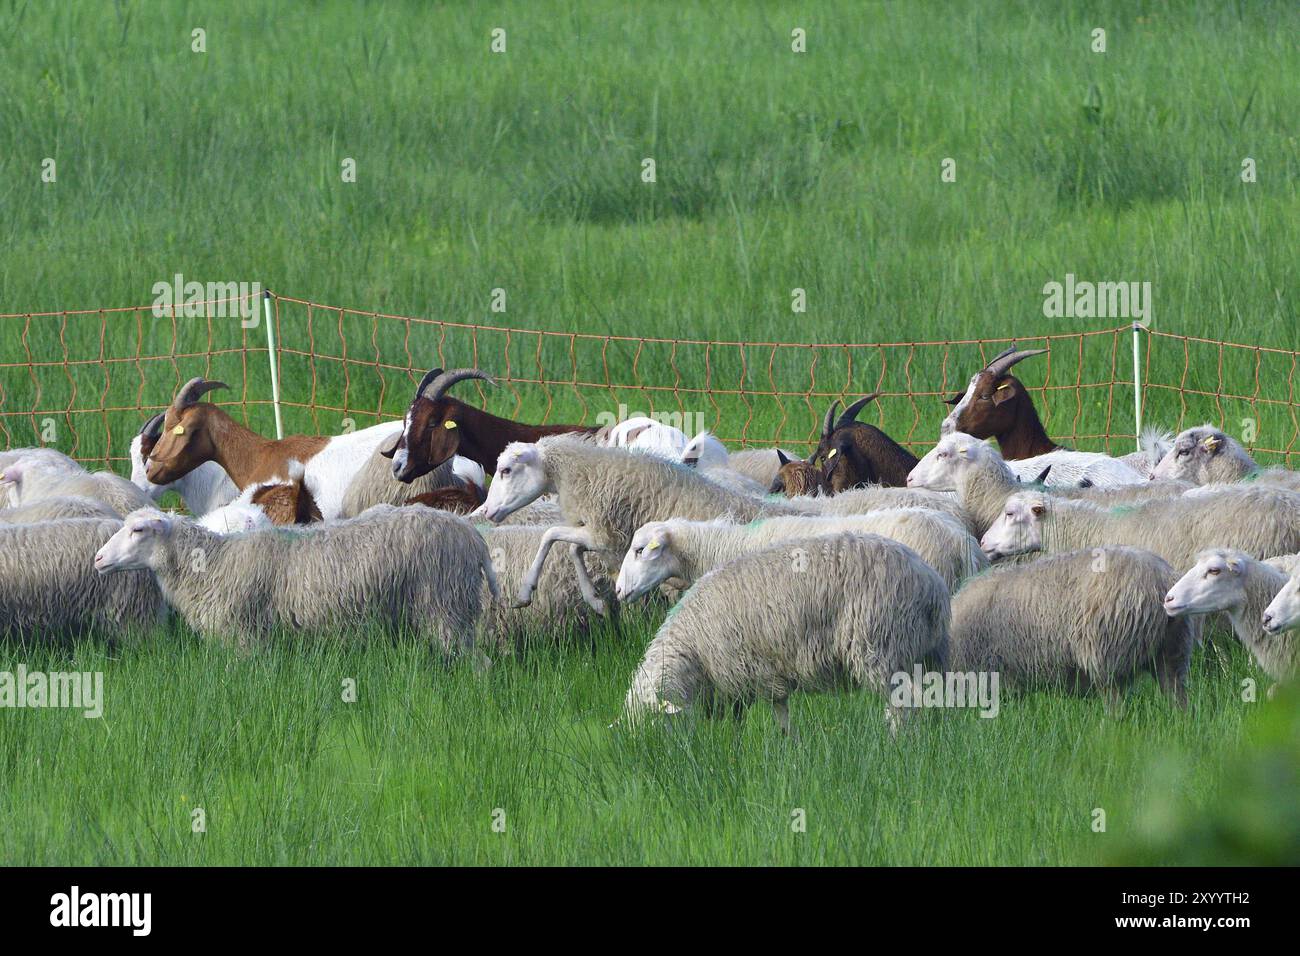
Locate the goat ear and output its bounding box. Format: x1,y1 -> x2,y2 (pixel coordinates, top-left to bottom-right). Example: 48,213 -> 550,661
776,449 -> 791,466
943,393 -> 962,406
991,379 -> 1018,405
377,433 -> 400,458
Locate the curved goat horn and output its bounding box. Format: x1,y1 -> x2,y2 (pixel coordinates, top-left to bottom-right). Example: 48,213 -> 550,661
836,393 -> 881,429
414,367 -> 444,398
984,347 -> 1047,381
419,367 -> 494,401
139,412 -> 166,439
173,377 -> 229,408
821,401 -> 841,441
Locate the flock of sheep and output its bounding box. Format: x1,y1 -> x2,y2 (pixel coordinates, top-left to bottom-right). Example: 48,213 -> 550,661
2,347 -> 1298,733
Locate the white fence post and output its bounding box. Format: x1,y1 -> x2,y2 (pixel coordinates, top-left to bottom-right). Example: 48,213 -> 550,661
263,289 -> 284,440
1131,321 -> 1145,451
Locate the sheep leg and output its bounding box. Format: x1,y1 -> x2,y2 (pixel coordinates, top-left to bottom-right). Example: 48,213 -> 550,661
771,697 -> 797,741
514,525 -> 598,608
566,544 -> 607,616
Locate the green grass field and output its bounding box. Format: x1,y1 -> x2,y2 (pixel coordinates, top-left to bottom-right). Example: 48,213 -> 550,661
1,0 -> 1298,865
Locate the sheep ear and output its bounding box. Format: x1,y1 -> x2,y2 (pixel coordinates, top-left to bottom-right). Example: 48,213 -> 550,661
1203,436 -> 1222,453
622,423 -> 652,444
1030,504 -> 1046,517
659,699 -> 682,715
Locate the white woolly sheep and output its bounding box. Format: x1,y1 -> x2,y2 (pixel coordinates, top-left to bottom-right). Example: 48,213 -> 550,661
1167,550 -> 1297,693
1152,425 -> 1300,490
951,546 -> 1197,705
0,495 -> 118,523
981,486 -> 1300,571
479,435 -> 804,609
2,456 -> 154,516
0,518 -> 165,641
603,416 -> 690,459
0,446 -> 83,474
910,432 -> 1193,536
94,505 -> 498,655
616,508 -> 986,600
622,532 -> 950,734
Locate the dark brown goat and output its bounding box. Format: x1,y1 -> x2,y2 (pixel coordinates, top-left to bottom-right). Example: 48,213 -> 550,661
810,395 -> 918,491
768,451 -> 830,498
381,366 -> 596,480
942,347 -> 1058,459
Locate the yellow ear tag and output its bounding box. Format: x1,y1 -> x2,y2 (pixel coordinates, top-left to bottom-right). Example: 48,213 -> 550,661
645,539 -> 660,553
443,420 -> 457,430
1203,437 -> 1220,450
172,424 -> 185,435
996,382 -> 1012,391
827,448 -> 837,459
958,446 -> 968,458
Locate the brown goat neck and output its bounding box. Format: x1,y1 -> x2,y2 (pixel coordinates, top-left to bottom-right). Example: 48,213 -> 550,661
201,408 -> 330,489
444,398 -> 595,471
994,412 -> 1058,460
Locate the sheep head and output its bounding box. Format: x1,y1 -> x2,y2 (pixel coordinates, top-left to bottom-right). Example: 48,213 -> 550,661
1263,571 -> 1300,635
1150,426 -> 1246,484
1164,549 -> 1249,618
383,366 -> 494,482
480,441 -> 549,523
768,449 -> 830,497
979,491 -> 1047,559
908,432 -> 996,490
941,348 -> 1047,440
145,377 -> 230,484
616,522 -> 687,601
94,508 -> 175,573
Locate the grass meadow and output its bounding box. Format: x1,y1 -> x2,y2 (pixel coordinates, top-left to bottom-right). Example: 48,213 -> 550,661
0,0 -> 1297,865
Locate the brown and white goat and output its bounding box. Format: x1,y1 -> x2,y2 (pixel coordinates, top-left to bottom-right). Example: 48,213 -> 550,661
810,395 -> 918,491
381,366 -> 596,480
941,347 -> 1058,459
144,377 -> 409,521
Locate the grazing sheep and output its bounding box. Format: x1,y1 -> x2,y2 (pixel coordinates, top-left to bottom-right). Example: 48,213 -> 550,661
1151,425 -> 1300,490
622,532 -> 950,734
479,435 -> 803,608
1167,550 -> 1297,692
2,457 -> 154,516
910,432 -> 1191,536
477,524 -> 615,647
0,446 -> 83,474
1263,554 -> 1300,576
94,506 -> 497,655
0,495 -> 118,523
130,413 -> 238,515
980,486 -> 1300,571
952,547 -> 1196,705
616,508 -> 986,600
0,518 -> 165,641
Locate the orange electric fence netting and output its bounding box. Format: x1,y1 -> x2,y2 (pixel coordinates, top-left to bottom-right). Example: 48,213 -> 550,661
2,291 -> 1298,471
